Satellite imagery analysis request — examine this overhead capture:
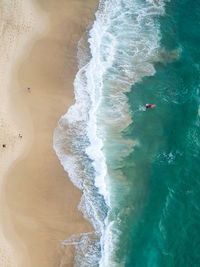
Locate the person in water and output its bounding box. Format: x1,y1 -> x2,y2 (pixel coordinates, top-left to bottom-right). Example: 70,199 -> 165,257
145,104 -> 155,109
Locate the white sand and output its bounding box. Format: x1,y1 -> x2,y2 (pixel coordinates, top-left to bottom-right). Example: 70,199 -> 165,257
0,1 -> 47,265
0,0 -> 97,266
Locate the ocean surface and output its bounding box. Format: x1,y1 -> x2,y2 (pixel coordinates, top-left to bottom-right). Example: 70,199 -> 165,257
54,0 -> 200,266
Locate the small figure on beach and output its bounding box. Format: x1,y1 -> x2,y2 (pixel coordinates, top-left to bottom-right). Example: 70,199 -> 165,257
27,87 -> 31,92
18,133 -> 22,138
2,144 -> 6,148
144,104 -> 156,109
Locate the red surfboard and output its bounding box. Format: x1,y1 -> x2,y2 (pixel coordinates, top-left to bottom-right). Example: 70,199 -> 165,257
144,104 -> 156,109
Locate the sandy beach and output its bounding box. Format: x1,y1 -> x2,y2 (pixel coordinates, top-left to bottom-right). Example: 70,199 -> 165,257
0,0 -> 97,266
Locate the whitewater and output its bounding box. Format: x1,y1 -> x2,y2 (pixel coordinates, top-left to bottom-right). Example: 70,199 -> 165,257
53,0 -> 175,266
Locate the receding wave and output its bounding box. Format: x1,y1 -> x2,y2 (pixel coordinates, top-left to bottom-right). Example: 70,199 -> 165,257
54,0 -> 171,266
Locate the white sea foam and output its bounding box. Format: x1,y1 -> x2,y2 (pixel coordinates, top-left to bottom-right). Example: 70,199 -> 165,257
54,0 -> 169,266
87,1 -> 168,265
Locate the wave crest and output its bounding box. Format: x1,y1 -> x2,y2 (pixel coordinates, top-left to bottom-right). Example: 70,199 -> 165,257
54,0 -> 170,266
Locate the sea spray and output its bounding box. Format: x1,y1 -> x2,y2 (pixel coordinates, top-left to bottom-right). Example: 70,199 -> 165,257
88,1 -> 170,265
54,0 -> 172,266
54,15 -> 107,266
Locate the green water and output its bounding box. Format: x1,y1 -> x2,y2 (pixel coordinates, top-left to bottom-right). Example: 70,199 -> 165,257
118,1 -> 200,266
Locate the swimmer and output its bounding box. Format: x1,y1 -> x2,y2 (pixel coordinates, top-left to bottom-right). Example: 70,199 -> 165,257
144,104 -> 156,109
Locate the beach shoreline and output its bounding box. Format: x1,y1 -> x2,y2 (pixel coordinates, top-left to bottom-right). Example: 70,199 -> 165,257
0,0 -> 97,266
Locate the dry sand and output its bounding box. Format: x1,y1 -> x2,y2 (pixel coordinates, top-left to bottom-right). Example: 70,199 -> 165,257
0,0 -> 97,266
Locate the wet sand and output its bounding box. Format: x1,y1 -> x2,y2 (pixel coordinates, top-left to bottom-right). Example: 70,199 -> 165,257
0,0 -> 97,266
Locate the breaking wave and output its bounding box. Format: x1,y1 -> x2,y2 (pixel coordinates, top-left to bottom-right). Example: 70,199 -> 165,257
54,0 -> 172,265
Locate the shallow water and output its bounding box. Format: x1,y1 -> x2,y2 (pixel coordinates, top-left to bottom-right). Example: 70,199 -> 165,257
54,0 -> 200,266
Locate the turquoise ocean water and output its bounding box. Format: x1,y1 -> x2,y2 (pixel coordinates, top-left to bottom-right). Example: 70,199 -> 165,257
54,0 -> 200,266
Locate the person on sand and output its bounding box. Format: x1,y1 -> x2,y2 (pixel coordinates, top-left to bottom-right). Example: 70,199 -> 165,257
2,144 -> 6,148
18,133 -> 22,138
27,87 -> 31,92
